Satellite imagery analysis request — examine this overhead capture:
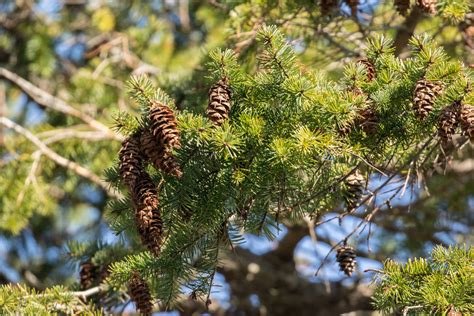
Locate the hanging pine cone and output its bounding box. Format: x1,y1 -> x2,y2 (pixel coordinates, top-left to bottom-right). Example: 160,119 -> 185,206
412,79 -> 443,120
128,272 -> 153,316
416,0 -> 437,14
394,0 -> 410,15
149,101 -> 181,150
207,77 -> 232,126
336,246 -> 357,276
343,171 -> 365,212
460,103 -> 474,140
119,134 -> 143,188
358,106 -> 378,135
357,58 -> 376,81
438,102 -> 460,146
344,0 -> 359,17
140,131 -> 182,178
132,172 -> 163,256
79,261 -> 99,290
321,0 -> 337,16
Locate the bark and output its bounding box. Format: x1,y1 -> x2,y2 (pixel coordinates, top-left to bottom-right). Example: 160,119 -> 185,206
394,7 -> 423,56
217,225 -> 374,316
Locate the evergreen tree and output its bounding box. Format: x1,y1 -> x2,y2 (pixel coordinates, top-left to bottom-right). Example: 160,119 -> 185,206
0,1 -> 472,315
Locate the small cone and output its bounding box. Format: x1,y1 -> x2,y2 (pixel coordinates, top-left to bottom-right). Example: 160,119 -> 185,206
358,105 -> 378,135
412,79 -> 442,120
149,101 -> 181,150
344,0 -> 359,17
207,77 -> 232,126
438,103 -> 460,146
394,0 -> 410,15
416,0 -> 437,14
460,103 -> 474,140
343,171 -> 365,212
140,130 -> 182,178
119,134 -> 143,188
129,272 -> 153,316
79,261 -> 98,290
357,58 -> 376,81
321,0 -> 337,16
336,246 -> 357,276
132,172 -> 163,256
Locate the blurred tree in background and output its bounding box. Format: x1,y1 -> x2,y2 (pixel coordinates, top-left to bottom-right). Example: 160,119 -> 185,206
0,0 -> 472,315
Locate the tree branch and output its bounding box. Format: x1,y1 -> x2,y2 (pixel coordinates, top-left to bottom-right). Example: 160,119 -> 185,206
0,67 -> 123,142
0,117 -> 123,199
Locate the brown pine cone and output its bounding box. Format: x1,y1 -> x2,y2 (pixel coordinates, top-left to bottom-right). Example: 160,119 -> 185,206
438,102 -> 460,146
460,103 -> 474,140
321,0 -> 338,16
132,172 -> 163,256
149,101 -> 181,150
336,246 -> 357,276
357,58 -> 376,81
119,134 -> 144,188
412,79 -> 443,120
140,130 -> 182,178
79,261 -> 99,290
358,106 -> 378,135
416,0 -> 437,14
207,77 -> 232,126
394,0 -> 410,15
343,170 -> 365,212
129,272 -> 153,316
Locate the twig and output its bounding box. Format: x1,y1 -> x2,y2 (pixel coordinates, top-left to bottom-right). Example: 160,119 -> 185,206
403,305 -> 424,316
0,117 -> 123,199
0,67 -> 123,141
363,268 -> 384,274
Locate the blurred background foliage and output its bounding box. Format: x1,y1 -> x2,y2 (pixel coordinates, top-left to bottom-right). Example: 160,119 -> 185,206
0,0 -> 472,314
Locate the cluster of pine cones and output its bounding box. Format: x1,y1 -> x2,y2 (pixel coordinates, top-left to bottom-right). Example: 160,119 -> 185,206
412,79 -> 474,146
118,77 -> 231,257
119,101 -> 181,258
115,77 -> 232,314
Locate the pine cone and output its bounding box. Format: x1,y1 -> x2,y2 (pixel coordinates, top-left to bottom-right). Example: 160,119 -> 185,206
460,13 -> 474,49
321,0 -> 337,16
357,58 -> 376,81
140,130 -> 182,178
129,272 -> 153,316
79,261 -> 99,290
149,101 -> 181,150
336,246 -> 357,276
119,134 -> 144,188
358,106 -> 378,135
344,0 -> 359,17
343,171 -> 365,212
412,79 -> 442,120
438,102 -> 460,146
394,0 -> 410,15
207,77 -> 232,126
460,103 -> 474,140
132,172 -> 163,256
416,0 -> 437,14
